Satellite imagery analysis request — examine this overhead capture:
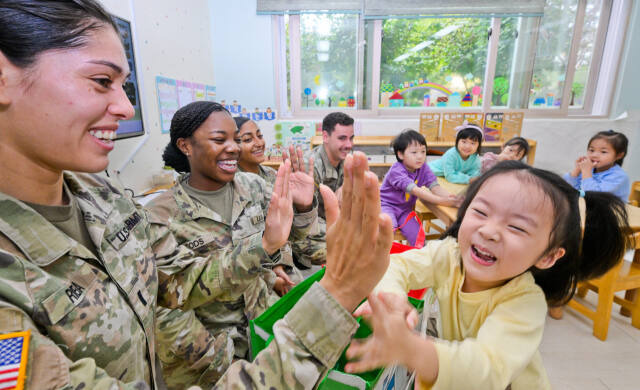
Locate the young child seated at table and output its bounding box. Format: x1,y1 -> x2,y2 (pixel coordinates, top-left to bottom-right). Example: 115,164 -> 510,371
347,161 -> 630,389
564,130 -> 630,202
481,136 -> 530,174
380,130 -> 460,247
428,122 -> 482,184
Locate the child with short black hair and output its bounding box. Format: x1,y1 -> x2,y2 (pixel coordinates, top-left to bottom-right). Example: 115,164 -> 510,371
380,129 -> 459,247
481,136 -> 530,174
429,123 -> 483,183
564,130 -> 630,202
347,161 -> 631,389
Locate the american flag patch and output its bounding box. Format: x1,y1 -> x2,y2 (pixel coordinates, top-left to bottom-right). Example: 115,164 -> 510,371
0,331 -> 30,390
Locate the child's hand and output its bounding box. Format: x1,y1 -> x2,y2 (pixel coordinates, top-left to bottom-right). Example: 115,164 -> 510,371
577,156 -> 595,178
354,297 -> 419,328
345,292 -> 418,373
447,194 -> 464,207
273,265 -> 295,296
570,157 -> 583,177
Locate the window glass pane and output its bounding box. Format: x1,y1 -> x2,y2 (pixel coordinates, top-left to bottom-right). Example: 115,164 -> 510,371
300,14 -> 358,109
379,17 -> 490,109
571,0 -> 602,108
528,0 -> 578,108
492,17 -> 519,108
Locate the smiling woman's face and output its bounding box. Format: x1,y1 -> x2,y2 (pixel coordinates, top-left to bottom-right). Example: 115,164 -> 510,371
0,25 -> 134,173
179,111 -> 241,191
237,120 -> 266,168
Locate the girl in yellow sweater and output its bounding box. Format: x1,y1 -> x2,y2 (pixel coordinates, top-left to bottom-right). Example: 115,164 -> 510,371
346,161 -> 630,389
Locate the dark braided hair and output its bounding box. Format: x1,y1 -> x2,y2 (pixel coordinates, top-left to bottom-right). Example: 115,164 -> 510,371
443,160 -> 631,305
162,101 -> 230,172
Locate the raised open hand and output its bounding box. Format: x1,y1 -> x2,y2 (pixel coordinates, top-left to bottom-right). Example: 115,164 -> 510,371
318,152 -> 393,313
282,145 -> 315,211
262,160 -> 294,255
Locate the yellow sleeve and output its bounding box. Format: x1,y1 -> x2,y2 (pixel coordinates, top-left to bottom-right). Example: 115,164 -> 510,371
374,238 -> 457,296
431,287 -> 548,390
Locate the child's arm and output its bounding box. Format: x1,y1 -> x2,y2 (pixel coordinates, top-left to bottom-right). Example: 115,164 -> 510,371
345,292 -> 439,383
410,185 -> 459,207
581,168 -> 630,195
441,153 -> 472,184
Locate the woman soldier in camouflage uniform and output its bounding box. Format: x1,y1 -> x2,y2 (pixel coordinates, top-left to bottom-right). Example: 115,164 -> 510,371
235,116 -> 327,286
0,0 -> 393,389
147,102 -> 317,388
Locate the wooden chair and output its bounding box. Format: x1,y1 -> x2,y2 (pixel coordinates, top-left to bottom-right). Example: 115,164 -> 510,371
393,230 -> 408,243
420,210 -> 446,240
630,181 -> 640,207
567,231 -> 640,340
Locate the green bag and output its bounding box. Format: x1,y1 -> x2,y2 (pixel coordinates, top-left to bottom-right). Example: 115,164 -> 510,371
249,268 -> 424,389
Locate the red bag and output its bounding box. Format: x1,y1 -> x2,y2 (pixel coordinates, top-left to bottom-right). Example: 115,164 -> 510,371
395,211 -> 426,249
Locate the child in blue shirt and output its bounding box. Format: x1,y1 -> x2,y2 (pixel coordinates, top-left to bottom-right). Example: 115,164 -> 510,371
429,123 -> 482,184
564,130 -> 630,202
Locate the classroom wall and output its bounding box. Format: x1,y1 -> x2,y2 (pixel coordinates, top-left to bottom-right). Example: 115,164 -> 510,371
209,0 -> 277,111
100,0 -> 215,192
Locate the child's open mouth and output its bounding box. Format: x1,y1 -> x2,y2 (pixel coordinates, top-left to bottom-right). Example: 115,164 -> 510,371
471,244 -> 497,265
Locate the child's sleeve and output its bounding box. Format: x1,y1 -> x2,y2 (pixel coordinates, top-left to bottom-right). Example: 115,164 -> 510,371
442,153 -> 471,184
563,172 -> 581,189
581,169 -> 630,199
431,288 -> 548,389
468,155 -> 482,178
374,239 -> 452,296
387,164 -> 417,193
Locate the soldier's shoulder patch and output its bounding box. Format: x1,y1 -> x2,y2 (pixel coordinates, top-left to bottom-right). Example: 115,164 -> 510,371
0,330 -> 30,390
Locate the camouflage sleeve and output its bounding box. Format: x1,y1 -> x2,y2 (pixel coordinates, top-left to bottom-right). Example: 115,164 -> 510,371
155,307 -> 234,389
150,221 -> 271,310
289,195 -> 319,242
212,282 -> 358,389
0,302 -> 147,390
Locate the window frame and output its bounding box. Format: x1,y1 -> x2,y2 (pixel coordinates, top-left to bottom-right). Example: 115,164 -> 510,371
273,0 -> 629,119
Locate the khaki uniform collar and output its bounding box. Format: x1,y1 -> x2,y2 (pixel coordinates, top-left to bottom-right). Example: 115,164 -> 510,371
0,172 -> 112,266
173,173 -> 253,226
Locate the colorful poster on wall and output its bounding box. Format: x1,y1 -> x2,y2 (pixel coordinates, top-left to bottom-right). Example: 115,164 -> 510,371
501,112 -> 524,141
275,121 -> 315,152
193,83 -> 206,101
484,113 -> 504,141
205,85 -> 217,101
419,113 -> 441,142
156,76 -> 216,134
156,76 -> 179,134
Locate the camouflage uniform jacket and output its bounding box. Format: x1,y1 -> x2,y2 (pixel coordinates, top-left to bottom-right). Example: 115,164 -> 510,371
0,172 -> 356,390
0,172 -> 159,389
146,172 -> 317,357
308,145 -> 344,220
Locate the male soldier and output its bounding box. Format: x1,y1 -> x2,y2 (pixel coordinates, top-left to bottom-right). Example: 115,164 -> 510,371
293,112 -> 355,268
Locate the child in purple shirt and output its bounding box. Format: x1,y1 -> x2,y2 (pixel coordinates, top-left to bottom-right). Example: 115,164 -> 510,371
381,130 -> 460,246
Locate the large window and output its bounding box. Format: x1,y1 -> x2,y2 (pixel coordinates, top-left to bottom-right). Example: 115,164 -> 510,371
277,0 -> 622,117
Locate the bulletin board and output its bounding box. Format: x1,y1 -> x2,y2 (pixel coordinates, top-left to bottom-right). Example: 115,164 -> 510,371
155,76 -> 216,134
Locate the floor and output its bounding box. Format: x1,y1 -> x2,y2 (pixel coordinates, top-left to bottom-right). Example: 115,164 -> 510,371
541,289 -> 640,390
